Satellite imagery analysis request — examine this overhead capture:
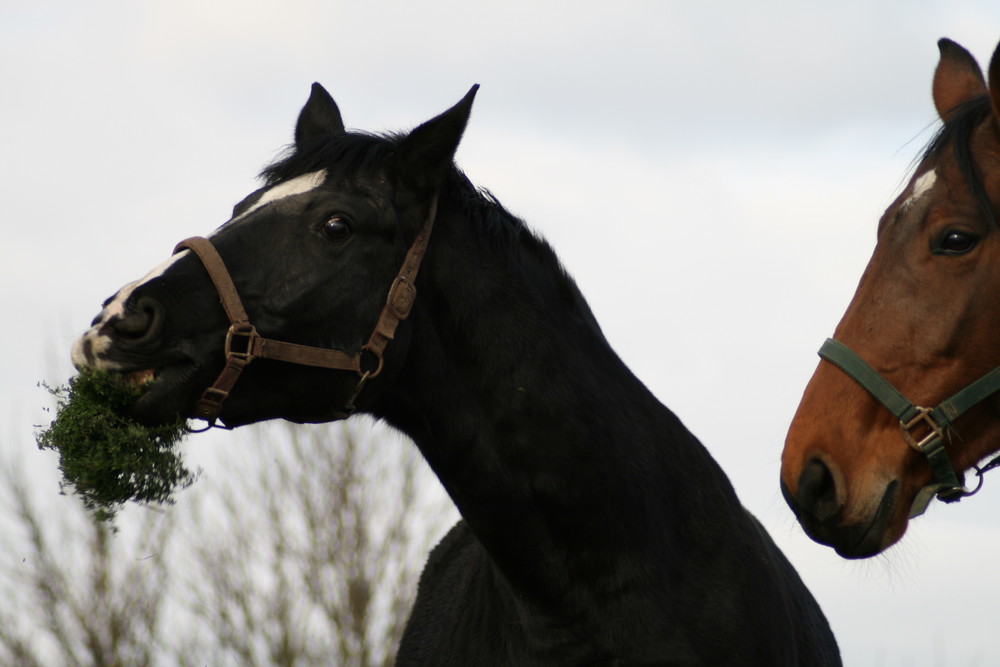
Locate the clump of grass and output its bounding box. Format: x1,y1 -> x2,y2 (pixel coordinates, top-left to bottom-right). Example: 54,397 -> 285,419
36,369 -> 196,524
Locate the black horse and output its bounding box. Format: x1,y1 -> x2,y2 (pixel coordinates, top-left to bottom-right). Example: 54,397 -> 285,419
72,85 -> 840,665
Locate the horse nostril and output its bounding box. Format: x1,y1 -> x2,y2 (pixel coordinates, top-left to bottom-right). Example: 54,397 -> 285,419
112,297 -> 165,342
797,459 -> 841,522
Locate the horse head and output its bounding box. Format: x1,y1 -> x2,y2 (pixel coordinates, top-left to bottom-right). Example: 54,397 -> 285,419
71,84 -> 477,428
781,38 -> 1000,558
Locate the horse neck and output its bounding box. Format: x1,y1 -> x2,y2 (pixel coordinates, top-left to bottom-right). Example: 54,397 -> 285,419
377,198 -> 742,597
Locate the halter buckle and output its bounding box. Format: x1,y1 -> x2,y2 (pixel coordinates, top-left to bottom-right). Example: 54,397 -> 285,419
900,406 -> 945,454
224,322 -> 259,362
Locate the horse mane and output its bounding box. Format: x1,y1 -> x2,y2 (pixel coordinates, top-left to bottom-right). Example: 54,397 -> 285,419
255,128 -> 598,340
259,131 -> 393,186
921,95 -> 997,228
259,131 -> 559,267
443,170 -> 554,262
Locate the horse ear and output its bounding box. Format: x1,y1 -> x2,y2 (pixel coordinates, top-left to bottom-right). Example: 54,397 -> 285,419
395,85 -> 479,190
988,39 -> 1000,125
295,83 -> 346,146
933,39 -> 987,123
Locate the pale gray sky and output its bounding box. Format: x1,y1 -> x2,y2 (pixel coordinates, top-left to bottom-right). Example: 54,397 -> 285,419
4,2 -> 1000,664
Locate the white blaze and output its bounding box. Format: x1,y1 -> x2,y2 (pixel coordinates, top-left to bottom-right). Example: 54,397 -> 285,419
103,251 -> 189,319
230,169 -> 328,224
901,169 -> 937,211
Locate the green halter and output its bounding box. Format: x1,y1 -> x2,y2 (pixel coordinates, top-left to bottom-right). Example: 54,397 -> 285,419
818,338 -> 1000,517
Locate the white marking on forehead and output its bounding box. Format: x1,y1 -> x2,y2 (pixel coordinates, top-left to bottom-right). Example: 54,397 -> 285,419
901,169 -> 937,211
230,169 -> 328,224
912,170 -> 937,199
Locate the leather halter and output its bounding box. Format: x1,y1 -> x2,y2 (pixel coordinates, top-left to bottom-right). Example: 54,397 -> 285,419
173,195 -> 438,426
818,338 -> 1000,517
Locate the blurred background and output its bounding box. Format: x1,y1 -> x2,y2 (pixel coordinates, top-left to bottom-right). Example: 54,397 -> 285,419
3,2 -> 1000,664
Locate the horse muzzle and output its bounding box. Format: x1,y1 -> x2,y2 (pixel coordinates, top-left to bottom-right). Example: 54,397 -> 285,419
71,291 -> 210,426
72,296 -> 169,370
781,460 -> 902,559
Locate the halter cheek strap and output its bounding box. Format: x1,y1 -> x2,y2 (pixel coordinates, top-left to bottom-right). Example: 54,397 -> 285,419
819,338 -> 1000,517
173,195 -> 437,425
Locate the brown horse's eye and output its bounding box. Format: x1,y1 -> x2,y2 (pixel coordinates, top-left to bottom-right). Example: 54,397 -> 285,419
322,216 -> 351,242
935,230 -> 979,255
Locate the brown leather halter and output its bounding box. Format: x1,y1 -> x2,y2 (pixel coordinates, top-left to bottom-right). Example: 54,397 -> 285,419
173,195 -> 437,426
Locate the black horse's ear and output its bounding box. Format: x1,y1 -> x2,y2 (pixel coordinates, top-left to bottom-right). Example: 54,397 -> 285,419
295,83 -> 346,146
396,84 -> 479,190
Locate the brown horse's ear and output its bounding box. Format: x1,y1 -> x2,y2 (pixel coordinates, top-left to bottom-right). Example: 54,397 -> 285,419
294,83 -> 346,147
395,85 -> 479,191
933,39 -> 987,123
988,39 -> 1000,125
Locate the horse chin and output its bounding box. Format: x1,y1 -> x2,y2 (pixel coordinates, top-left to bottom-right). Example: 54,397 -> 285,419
129,363 -> 203,426
791,480 -> 905,559
836,481 -> 906,558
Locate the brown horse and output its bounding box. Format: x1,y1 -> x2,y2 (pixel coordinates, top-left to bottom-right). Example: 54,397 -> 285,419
781,37 -> 1000,559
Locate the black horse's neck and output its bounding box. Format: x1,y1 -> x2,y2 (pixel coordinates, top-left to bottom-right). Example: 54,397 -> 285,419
374,179 -> 743,620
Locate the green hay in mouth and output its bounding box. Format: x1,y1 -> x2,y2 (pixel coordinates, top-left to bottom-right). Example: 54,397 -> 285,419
36,369 -> 196,523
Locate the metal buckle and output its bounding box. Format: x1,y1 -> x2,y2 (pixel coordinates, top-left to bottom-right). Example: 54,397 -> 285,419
386,276 -> 417,319
224,322 -> 258,362
900,406 -> 944,453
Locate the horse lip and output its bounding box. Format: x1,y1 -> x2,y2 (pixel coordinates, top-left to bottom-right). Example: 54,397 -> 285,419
783,477 -> 900,559
833,480 -> 900,559
125,368 -> 156,388
126,362 -> 200,426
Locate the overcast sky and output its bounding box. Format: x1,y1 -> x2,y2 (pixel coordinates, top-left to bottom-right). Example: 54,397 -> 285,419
5,2 -> 1000,665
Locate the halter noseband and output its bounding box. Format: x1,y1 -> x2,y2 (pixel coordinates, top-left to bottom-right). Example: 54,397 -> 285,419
173,195 -> 438,426
818,338 -> 1000,517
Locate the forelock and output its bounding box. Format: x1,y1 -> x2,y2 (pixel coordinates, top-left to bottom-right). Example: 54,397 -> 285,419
260,131 -> 400,187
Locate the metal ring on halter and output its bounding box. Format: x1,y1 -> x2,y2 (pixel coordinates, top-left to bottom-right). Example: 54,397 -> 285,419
965,463 -> 987,497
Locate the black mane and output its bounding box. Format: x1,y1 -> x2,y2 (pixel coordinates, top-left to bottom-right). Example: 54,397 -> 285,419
922,95 -> 997,228
444,170 -> 555,261
260,130 -> 394,185
261,131 -> 551,264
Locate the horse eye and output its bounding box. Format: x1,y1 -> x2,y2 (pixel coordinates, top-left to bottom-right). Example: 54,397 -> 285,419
935,231 -> 979,255
322,216 -> 351,242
